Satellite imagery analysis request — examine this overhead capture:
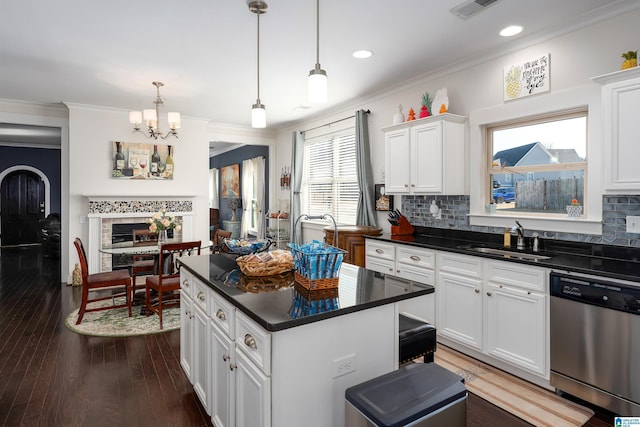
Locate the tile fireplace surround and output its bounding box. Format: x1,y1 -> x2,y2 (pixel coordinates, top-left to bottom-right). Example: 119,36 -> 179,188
86,196 -> 194,273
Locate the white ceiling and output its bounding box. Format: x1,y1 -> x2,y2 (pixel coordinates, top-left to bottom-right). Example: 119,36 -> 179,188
0,0 -> 636,136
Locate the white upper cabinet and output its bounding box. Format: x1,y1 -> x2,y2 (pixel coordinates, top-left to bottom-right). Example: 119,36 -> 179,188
593,68 -> 640,192
382,113 -> 466,195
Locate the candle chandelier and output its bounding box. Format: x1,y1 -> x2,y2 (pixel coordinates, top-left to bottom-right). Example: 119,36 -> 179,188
129,81 -> 181,139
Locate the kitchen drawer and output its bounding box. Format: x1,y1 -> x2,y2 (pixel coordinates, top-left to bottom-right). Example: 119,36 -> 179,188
180,269 -> 195,299
192,277 -> 211,313
366,256 -> 394,274
485,260 -> 546,292
211,292 -> 235,338
438,252 -> 483,279
235,311 -> 271,375
365,240 -> 396,262
396,246 -> 435,270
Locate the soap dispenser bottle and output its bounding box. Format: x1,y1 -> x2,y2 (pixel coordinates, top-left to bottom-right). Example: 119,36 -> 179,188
503,228 -> 511,248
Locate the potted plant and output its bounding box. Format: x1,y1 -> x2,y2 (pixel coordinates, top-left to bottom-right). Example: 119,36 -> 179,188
566,199 -> 583,218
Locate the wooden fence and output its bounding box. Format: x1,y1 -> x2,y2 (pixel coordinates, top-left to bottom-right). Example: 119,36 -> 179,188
515,177 -> 584,211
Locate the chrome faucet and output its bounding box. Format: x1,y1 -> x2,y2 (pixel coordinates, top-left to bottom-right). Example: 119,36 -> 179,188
512,221 -> 525,250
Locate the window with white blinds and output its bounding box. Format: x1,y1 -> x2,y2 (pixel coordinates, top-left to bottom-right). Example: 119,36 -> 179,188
302,131 -> 358,225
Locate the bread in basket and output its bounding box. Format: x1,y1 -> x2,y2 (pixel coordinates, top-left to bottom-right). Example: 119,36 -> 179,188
236,249 -> 294,277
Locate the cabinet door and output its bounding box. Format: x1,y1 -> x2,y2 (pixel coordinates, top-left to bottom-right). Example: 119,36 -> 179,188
235,349 -> 271,427
384,128 -> 411,193
192,304 -> 209,413
411,122 -> 443,193
180,294 -> 193,380
437,272 -> 483,350
211,323 -> 235,427
600,72 -> 640,191
485,284 -> 547,376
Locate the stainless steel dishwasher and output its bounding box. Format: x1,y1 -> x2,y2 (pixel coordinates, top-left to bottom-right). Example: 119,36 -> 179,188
550,271 -> 640,416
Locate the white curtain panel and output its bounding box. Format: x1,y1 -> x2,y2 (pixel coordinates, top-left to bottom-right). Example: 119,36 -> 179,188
241,159 -> 253,238
209,168 -> 219,208
254,156 -> 265,239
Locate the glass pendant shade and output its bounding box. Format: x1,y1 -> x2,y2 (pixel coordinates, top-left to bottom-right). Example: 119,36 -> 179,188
251,102 -> 266,128
308,67 -> 328,103
129,111 -> 142,125
167,112 -> 181,129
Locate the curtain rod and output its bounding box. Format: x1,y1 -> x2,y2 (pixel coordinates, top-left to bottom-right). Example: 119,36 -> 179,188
302,109 -> 370,133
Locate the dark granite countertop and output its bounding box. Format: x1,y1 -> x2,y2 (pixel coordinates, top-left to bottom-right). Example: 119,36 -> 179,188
177,254 -> 434,332
366,227 -> 640,283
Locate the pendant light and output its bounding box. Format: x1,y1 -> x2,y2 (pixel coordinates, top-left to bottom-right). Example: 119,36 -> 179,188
249,1 -> 267,128
308,0 -> 327,103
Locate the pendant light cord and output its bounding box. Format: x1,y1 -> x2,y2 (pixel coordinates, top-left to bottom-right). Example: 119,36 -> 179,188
315,0 -> 320,67
256,12 -> 261,102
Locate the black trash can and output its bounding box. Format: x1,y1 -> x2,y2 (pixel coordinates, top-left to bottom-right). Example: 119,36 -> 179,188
345,362 -> 466,427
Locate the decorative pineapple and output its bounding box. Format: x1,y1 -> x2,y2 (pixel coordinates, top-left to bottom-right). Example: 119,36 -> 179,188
419,92 -> 431,118
504,66 -> 522,99
621,51 -> 637,70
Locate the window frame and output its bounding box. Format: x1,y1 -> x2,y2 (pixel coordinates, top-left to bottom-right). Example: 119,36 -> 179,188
301,127 -> 358,226
485,108 -> 587,216
468,86 -> 603,235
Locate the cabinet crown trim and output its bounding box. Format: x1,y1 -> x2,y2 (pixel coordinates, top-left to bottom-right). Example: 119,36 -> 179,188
380,113 -> 467,132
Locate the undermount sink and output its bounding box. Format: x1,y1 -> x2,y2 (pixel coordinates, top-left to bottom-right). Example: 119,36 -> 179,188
462,246 -> 551,261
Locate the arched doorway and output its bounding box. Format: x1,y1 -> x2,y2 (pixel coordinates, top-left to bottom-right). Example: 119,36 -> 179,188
0,165 -> 51,246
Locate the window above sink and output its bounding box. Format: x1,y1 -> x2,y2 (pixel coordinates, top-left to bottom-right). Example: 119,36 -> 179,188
468,86 -> 603,236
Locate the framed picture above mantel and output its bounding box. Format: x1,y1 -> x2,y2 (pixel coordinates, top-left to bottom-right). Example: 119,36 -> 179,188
111,141 -> 174,180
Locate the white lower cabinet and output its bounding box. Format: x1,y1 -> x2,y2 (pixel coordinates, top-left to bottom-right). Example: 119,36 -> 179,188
235,349 -> 271,427
437,253 -> 483,351
180,271 -> 194,381
366,239 -> 436,322
436,251 -> 548,378
210,322 -> 234,427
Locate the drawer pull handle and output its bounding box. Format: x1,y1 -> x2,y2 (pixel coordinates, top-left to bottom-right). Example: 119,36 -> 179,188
223,353 -> 230,362
229,363 -> 236,371
244,334 -> 258,350
197,292 -> 205,301
216,309 -> 226,320
475,288 -> 480,293
388,267 -> 393,272
375,248 -> 384,254
486,291 -> 492,297
183,279 -> 189,287
410,255 -> 421,262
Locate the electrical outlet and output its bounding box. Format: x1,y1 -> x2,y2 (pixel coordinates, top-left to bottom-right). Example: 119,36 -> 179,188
627,216 -> 640,234
332,354 -> 356,378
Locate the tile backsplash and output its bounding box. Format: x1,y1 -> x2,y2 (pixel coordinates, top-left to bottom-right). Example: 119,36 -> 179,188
401,195 -> 640,248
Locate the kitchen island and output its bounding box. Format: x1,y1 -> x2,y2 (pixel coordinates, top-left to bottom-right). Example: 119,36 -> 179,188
177,253 -> 434,427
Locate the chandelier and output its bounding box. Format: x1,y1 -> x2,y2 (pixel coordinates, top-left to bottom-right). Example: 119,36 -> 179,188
128,81 -> 181,139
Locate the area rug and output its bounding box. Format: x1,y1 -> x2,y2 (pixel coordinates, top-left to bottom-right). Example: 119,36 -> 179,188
64,296 -> 180,337
433,345 -> 594,427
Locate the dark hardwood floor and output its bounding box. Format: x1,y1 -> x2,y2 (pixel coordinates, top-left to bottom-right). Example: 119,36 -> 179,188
0,245 -> 615,426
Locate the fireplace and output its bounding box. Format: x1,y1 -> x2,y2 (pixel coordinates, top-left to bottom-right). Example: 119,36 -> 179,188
110,222 -> 174,271
86,196 -> 195,274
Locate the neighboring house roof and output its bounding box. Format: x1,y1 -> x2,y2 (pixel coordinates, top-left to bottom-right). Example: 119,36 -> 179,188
493,143 -> 537,167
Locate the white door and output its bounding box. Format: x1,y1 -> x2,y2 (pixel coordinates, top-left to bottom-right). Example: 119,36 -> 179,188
485,284 -> 547,376
235,350 -> 271,427
192,304 -> 209,412
180,294 -> 193,379
411,122 -> 443,193
211,323 -> 236,427
384,128 -> 411,193
437,272 -> 483,350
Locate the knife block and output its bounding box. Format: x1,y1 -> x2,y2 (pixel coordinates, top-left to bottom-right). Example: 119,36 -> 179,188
391,216 -> 415,236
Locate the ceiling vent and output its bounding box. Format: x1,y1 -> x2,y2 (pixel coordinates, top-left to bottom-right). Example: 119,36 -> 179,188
450,0 -> 501,19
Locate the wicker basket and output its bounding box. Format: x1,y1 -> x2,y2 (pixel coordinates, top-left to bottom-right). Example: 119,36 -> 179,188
236,250 -> 294,277
288,241 -> 346,290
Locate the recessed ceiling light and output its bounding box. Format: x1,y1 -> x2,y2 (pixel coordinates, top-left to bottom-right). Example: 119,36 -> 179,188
352,50 -> 373,59
292,105 -> 310,112
500,25 -> 523,37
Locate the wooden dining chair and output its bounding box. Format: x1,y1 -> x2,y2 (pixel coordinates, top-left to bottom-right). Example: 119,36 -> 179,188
131,229 -> 158,303
213,229 -> 233,253
73,238 -> 132,324
145,241 -> 201,329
